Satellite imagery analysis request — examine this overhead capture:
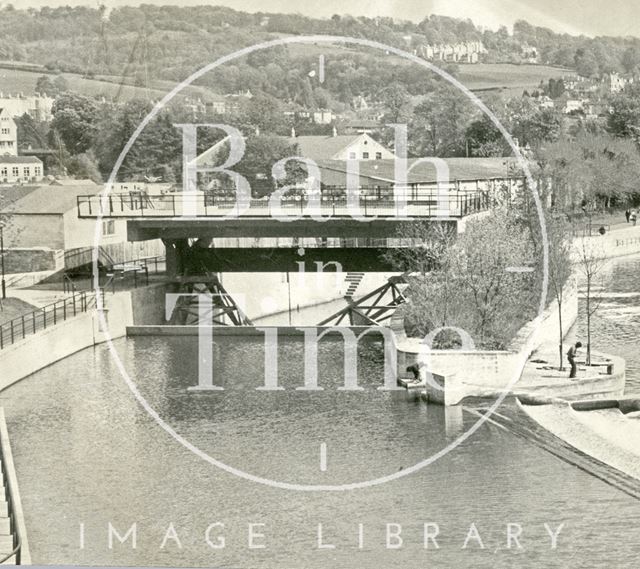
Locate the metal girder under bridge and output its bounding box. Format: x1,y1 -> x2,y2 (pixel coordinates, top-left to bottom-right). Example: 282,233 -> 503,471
168,274 -> 253,326
317,275 -> 408,327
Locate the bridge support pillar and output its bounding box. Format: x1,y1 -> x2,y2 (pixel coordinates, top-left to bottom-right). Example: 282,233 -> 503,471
163,238 -> 190,277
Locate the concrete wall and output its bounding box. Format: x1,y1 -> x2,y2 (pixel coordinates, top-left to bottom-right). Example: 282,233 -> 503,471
0,292 -> 133,391
130,282 -> 177,325
62,209 -> 128,250
3,248 -> 62,273
220,272 -> 392,321
4,214 -> 64,249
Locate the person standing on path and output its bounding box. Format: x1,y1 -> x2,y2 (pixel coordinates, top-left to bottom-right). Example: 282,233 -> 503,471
625,209 -> 631,223
567,341 -> 582,379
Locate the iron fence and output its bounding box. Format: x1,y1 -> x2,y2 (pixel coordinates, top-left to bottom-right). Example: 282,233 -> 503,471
77,188 -> 496,219
0,291 -> 98,350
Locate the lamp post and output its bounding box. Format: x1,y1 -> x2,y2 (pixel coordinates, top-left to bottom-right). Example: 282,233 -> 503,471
0,225 -> 5,300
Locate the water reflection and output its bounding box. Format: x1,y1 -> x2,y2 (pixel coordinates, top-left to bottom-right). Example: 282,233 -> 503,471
1,256 -> 640,567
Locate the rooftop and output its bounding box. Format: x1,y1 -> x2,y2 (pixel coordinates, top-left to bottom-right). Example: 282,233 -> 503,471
317,157 -> 522,185
0,155 -> 42,164
3,183 -> 102,214
287,134 -> 369,160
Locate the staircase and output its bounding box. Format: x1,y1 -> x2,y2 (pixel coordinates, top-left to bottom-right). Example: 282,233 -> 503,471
344,272 -> 365,299
0,409 -> 26,564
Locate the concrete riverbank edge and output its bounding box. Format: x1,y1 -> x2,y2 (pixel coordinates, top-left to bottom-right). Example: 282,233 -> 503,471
0,408 -> 31,565
396,282 -> 581,405
0,293 -> 133,391
517,398 -> 640,482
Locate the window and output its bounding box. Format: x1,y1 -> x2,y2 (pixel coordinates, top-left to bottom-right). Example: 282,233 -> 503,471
12,167 -> 19,177
375,152 -> 382,160
0,167 -> 6,177
34,166 -> 41,177
102,220 -> 116,236
362,152 -> 369,159
1,128 -> 9,135
23,167 -> 30,178
348,151 -> 356,159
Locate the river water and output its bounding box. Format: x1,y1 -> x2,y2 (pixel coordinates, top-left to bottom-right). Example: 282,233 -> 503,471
2,255 -> 640,568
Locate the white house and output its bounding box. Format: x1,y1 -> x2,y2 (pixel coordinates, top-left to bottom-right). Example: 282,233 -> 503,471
0,108 -> 17,156
1,181 -> 163,274
288,132 -> 395,161
0,94 -> 54,122
0,155 -> 43,183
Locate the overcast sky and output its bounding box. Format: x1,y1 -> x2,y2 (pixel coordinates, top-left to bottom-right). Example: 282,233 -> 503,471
8,0 -> 639,38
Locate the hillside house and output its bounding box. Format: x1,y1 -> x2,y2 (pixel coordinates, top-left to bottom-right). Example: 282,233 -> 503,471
0,156 -> 43,184
0,108 -> 17,156
287,132 -> 395,162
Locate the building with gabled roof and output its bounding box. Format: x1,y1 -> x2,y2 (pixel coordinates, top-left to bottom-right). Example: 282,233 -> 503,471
0,155 -> 43,184
1,181 -> 163,274
0,108 -> 18,156
287,132 -> 395,162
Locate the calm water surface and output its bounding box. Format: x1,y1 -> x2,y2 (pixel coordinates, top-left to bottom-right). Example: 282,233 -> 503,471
2,255 -> 640,568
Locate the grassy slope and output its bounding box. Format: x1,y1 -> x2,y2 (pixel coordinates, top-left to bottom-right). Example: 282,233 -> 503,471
0,298 -> 37,325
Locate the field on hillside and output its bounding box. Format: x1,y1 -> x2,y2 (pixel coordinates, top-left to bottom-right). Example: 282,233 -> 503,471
0,57 -> 574,103
0,67 -> 168,100
456,63 -> 573,92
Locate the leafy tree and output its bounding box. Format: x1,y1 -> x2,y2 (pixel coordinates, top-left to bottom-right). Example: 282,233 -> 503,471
50,93 -> 102,155
66,152 -> 102,183
574,48 -> 599,78
465,115 -> 508,157
607,86 -> 640,139
234,135 -> 302,197
238,93 -> 283,135
411,84 -> 473,157
35,74 -> 69,96
94,99 -> 181,180
450,208 -> 536,347
622,46 -> 640,74
380,84 -> 412,124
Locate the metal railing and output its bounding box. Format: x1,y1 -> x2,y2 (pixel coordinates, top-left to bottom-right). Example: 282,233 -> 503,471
77,187 -> 497,219
0,436 -> 21,564
63,255 -> 165,293
0,291 -> 98,350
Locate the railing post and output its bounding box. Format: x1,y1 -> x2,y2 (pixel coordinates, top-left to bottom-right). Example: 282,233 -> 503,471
10,321 -> 14,345
63,299 -> 67,321
73,294 -> 77,316
32,311 -> 36,334
43,307 -> 46,329
21,316 -> 25,339
53,303 -> 57,325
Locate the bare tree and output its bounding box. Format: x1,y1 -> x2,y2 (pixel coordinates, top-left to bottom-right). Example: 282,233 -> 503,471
383,220 -> 457,277
546,216 -> 574,370
575,235 -> 607,365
